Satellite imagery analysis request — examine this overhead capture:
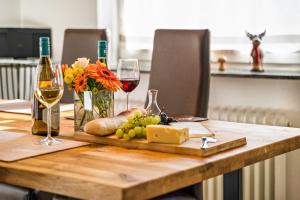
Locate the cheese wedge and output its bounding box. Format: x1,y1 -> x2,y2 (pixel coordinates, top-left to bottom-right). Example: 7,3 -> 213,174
146,125 -> 189,144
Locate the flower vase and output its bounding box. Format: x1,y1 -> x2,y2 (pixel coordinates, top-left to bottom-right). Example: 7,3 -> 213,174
74,90 -> 113,132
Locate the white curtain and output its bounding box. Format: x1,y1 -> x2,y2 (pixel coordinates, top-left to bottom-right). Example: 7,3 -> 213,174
97,0 -> 300,64
121,0 -> 300,53
97,0 -> 121,67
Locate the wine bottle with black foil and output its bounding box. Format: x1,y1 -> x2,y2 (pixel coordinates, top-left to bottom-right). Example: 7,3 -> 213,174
98,40 -> 108,66
32,37 -> 60,136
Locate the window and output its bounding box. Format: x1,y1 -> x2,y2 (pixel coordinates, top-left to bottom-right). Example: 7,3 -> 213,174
99,0 -> 300,67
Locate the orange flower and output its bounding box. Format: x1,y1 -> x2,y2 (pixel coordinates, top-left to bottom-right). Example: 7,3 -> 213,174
84,63 -> 121,91
61,64 -> 69,75
85,64 -> 98,78
85,63 -> 121,91
74,74 -> 87,93
97,66 -> 122,91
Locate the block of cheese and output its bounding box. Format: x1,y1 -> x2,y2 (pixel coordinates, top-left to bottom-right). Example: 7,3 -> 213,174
146,125 -> 189,144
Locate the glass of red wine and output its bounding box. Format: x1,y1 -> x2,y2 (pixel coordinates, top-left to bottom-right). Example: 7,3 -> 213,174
117,59 -> 140,110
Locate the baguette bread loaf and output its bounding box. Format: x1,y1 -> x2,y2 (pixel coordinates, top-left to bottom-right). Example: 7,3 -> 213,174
84,108 -> 146,136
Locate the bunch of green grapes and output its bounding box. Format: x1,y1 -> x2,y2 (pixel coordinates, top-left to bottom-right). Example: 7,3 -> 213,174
115,112 -> 161,140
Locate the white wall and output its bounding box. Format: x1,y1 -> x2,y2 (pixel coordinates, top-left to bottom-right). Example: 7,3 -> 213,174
19,0 -> 98,62
210,77 -> 300,127
209,76 -> 300,200
0,0 -> 20,26
0,0 -> 98,61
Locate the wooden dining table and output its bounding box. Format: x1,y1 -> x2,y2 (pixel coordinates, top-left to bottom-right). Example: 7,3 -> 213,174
1,111 -> 300,200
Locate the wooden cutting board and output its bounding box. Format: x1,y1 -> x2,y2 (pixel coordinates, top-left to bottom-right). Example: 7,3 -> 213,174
0,131 -> 89,162
75,131 -> 247,157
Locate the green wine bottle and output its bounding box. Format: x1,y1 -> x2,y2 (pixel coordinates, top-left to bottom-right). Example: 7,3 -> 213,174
31,37 -> 60,136
97,39 -> 114,115
98,40 -> 108,66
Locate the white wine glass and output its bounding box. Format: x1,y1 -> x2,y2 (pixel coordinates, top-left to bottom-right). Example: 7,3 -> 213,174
117,59 -> 140,110
34,64 -> 64,145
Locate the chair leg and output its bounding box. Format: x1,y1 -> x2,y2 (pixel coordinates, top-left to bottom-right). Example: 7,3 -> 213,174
223,169 -> 243,200
181,182 -> 203,200
151,182 -> 203,200
27,189 -> 37,200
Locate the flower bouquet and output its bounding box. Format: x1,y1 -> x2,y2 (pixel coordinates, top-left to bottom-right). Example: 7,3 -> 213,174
62,58 -> 122,131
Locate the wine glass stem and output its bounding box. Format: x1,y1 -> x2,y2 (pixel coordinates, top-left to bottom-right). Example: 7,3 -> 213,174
126,92 -> 129,111
47,107 -> 52,140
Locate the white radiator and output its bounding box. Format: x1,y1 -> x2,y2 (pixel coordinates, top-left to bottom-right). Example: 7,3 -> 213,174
204,106 -> 291,200
0,64 -> 36,100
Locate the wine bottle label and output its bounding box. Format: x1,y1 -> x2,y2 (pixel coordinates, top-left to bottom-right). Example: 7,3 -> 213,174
98,40 -> 107,59
84,91 -> 93,111
41,103 -> 60,129
32,97 -> 60,135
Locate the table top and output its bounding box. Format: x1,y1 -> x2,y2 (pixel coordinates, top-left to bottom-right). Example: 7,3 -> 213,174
1,112 -> 300,200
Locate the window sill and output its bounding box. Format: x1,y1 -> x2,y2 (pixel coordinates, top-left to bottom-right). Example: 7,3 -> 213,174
211,66 -> 300,80
113,62 -> 300,80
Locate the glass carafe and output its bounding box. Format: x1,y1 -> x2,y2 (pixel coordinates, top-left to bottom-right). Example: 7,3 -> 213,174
146,89 -> 161,116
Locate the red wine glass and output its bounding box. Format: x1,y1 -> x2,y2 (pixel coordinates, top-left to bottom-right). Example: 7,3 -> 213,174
117,59 -> 140,110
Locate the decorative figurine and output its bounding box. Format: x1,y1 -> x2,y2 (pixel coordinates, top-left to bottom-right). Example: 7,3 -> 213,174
246,30 -> 266,72
217,56 -> 227,71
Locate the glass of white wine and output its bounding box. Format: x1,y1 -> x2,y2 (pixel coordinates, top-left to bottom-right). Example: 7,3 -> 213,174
34,64 -> 64,145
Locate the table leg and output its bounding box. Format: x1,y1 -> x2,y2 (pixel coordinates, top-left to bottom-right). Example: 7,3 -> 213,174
223,169 -> 242,200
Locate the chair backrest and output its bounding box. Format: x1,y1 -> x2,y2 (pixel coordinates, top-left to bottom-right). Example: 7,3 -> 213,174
146,29 -> 210,117
61,29 -> 107,103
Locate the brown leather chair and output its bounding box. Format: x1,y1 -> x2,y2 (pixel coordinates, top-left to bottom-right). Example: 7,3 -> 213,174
147,29 -> 210,117
61,29 -> 107,103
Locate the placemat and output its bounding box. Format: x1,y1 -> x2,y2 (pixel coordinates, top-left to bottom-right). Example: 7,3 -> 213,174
0,131 -> 89,162
0,100 -> 73,115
